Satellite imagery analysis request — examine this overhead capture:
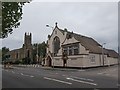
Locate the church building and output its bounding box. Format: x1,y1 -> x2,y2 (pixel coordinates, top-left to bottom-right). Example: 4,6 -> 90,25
7,32 -> 33,63
45,23 -> 118,68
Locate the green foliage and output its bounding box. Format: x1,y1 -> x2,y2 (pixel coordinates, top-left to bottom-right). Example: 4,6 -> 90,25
2,47 -> 9,61
13,60 -> 21,64
39,41 -> 47,57
1,2 -> 31,38
32,41 -> 47,62
22,57 -> 31,64
1,2 -> 25,38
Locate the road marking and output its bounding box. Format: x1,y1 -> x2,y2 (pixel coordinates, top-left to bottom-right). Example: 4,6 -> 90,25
44,77 -> 72,85
62,75 -> 67,76
70,76 -> 94,82
98,73 -> 111,76
20,73 -> 34,78
62,75 -> 94,82
66,78 -> 97,86
97,73 -> 103,75
30,75 -> 34,77
78,70 -> 85,71
11,71 -> 15,74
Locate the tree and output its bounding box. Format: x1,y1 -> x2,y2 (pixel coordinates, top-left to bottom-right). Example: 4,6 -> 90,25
1,1 -> 31,38
22,57 -> 31,64
2,47 -> 9,61
32,42 -> 47,64
39,41 -> 47,58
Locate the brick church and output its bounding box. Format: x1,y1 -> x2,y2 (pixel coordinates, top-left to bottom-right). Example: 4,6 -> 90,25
7,32 -> 33,63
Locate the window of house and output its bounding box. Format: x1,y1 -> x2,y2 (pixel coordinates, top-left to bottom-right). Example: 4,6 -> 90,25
16,53 -> 18,59
90,55 -> 95,63
69,46 -> 73,55
63,43 -> 79,56
55,59 -> 59,60
104,55 -> 106,64
73,44 -> 79,55
63,47 -> 68,55
74,49 -> 79,55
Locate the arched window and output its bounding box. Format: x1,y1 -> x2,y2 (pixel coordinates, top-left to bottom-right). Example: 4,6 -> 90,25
53,36 -> 60,56
27,50 -> 30,58
16,53 -> 18,59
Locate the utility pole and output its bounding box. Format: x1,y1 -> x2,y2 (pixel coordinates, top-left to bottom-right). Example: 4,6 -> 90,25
102,43 -> 106,66
36,43 -> 39,64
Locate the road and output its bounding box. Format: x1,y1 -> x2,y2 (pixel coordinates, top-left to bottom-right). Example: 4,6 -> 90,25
2,64 -> 119,89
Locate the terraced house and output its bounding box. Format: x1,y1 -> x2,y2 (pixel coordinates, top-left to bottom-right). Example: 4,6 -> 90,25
45,23 -> 118,68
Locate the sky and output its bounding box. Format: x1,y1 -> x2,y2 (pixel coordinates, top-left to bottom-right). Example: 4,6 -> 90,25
1,1 -> 118,52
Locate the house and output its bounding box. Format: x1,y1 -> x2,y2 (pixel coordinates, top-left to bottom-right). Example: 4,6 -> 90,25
45,22 -> 118,68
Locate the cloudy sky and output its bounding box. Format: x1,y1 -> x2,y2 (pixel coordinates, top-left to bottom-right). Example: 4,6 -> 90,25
1,1 -> 118,52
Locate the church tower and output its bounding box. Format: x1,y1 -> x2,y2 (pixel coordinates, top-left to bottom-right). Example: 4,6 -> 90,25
24,32 -> 32,47
23,32 -> 33,62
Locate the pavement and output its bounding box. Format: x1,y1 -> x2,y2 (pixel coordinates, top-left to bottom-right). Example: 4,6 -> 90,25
2,64 -> 119,89
11,64 -> 83,71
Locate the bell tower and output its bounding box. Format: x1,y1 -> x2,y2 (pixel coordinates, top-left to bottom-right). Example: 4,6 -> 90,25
23,32 -> 33,62
24,32 -> 32,47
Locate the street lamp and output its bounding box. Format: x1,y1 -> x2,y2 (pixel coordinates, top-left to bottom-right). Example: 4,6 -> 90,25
46,24 -> 54,68
36,43 -> 39,64
46,25 -> 54,29
102,43 -> 106,66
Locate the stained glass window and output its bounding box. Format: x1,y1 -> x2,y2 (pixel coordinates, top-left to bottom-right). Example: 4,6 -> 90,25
53,36 -> 60,56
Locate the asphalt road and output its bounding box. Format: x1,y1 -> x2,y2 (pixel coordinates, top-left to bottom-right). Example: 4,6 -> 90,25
2,65 -> 119,89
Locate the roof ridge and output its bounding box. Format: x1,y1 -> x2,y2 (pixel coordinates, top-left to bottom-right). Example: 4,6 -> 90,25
58,27 -> 91,38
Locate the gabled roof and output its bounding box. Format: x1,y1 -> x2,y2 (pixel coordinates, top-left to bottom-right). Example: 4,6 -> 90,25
56,27 -> 118,58
73,33 -> 102,54
105,49 -> 118,58
8,48 -> 23,54
58,28 -> 103,54
48,23 -> 118,58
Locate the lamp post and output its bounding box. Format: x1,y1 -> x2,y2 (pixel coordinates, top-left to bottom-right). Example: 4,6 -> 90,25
46,24 -> 54,68
102,43 -> 106,66
36,43 -> 39,64
46,25 -> 54,30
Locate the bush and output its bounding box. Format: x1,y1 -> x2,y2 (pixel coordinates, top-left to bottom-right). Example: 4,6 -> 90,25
22,57 -> 31,64
13,60 -> 21,64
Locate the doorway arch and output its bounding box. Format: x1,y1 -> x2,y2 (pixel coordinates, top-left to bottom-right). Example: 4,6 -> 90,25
47,56 -> 52,67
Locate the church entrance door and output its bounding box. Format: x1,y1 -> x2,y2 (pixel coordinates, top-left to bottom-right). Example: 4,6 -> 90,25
48,56 -> 52,67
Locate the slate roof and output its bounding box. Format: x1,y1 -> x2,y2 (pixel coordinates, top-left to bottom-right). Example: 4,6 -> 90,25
56,27 -> 118,58
105,49 -> 119,58
73,33 -> 102,54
